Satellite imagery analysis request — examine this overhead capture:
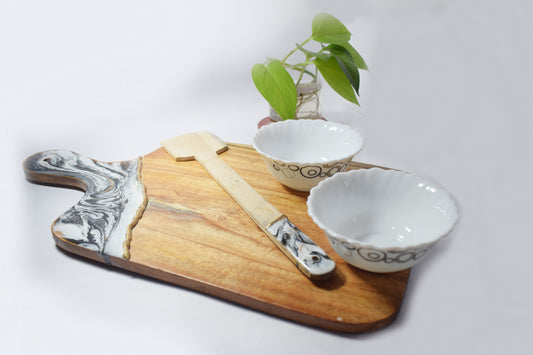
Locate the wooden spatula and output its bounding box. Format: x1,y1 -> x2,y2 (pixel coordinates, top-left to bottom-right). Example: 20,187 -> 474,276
161,132 -> 336,280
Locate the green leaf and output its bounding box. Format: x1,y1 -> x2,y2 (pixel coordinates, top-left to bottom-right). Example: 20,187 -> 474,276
311,13 -> 351,44
338,42 -> 368,70
324,44 -> 360,94
251,60 -> 297,120
313,56 -> 358,105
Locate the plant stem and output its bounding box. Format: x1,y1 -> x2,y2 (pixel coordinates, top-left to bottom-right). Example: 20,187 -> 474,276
280,37 -> 312,65
281,37 -> 315,86
295,67 -> 306,87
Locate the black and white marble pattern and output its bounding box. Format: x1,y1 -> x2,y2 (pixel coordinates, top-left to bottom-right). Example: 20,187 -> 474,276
267,217 -> 336,277
24,150 -> 146,262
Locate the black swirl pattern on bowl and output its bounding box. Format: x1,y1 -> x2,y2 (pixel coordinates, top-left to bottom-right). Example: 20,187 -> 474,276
272,159 -> 351,179
328,236 -> 430,264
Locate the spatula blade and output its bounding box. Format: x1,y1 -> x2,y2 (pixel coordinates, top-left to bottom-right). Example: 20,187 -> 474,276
162,132 -> 228,161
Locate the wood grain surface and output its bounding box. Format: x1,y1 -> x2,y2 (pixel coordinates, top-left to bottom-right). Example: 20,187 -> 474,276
31,143 -> 410,333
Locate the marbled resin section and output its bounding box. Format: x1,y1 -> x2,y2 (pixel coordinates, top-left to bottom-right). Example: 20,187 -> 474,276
267,217 -> 335,277
24,150 -> 147,261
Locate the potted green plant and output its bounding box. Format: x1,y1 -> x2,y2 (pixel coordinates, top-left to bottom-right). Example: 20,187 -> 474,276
252,13 -> 368,123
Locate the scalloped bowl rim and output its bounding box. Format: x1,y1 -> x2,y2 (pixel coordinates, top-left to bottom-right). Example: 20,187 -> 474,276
252,120 -> 364,165
307,168 -> 459,252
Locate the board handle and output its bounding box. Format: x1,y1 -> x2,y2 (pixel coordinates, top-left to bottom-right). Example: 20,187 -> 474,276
24,150 -> 121,190
23,150 -> 147,261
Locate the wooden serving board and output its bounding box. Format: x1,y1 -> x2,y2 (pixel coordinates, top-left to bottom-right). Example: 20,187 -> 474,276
24,142 -> 410,333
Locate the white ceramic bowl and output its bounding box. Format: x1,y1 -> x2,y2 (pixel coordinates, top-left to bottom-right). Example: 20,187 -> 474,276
252,120 -> 364,191
307,168 -> 459,273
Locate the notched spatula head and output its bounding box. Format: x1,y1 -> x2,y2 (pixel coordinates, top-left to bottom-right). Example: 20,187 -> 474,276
161,132 -> 229,161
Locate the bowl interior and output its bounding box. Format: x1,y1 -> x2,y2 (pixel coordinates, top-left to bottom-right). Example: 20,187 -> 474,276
308,169 -> 458,249
253,120 -> 363,163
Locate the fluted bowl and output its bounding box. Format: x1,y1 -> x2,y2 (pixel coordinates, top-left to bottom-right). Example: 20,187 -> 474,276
307,168 -> 459,273
253,120 -> 363,191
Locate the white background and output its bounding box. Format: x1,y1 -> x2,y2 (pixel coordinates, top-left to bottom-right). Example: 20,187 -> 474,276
2,0 -> 532,354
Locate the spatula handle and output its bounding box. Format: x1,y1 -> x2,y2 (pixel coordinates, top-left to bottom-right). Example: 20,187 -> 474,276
196,151 -> 335,280
196,151 -> 282,227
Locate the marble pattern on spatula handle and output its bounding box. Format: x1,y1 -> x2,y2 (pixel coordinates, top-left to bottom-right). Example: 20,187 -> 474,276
267,217 -> 335,277
24,150 -> 147,262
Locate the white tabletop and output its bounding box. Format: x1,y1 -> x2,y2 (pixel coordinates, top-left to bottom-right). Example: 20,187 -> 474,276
2,1 -> 532,354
